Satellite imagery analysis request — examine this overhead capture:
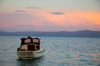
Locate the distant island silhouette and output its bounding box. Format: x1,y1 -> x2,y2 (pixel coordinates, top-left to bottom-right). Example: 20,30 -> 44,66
0,30 -> 100,37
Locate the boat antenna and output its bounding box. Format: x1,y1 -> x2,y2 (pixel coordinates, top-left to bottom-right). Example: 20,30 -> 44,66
28,36 -> 31,38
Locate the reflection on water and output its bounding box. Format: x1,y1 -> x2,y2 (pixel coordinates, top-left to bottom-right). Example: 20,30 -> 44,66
0,36 -> 100,66
16,57 -> 44,66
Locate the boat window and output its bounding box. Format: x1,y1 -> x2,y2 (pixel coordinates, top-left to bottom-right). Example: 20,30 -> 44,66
25,39 -> 31,43
21,45 -> 27,51
33,39 -> 39,43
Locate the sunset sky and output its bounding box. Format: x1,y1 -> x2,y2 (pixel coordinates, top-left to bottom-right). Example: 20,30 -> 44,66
0,0 -> 100,32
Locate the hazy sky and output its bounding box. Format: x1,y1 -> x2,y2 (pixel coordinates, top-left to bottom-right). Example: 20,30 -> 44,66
0,0 -> 100,32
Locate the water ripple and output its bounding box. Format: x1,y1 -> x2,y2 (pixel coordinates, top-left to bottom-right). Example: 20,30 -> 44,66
0,36 -> 100,66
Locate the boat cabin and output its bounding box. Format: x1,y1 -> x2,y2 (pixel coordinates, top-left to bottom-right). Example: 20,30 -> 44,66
18,36 -> 40,51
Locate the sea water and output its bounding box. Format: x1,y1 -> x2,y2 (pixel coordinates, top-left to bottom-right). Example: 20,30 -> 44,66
0,36 -> 100,66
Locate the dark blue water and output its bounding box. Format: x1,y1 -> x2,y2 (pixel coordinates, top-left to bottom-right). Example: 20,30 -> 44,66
0,36 -> 100,66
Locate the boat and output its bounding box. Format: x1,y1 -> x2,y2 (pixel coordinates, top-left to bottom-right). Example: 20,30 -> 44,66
17,36 -> 45,59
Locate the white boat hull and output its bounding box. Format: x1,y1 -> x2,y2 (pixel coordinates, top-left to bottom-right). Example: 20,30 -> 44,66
17,47 -> 45,59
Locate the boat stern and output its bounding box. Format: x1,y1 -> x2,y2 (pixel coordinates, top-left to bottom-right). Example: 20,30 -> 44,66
17,51 -> 36,59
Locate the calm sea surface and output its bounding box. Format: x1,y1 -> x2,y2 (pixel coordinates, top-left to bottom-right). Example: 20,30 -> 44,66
0,36 -> 100,66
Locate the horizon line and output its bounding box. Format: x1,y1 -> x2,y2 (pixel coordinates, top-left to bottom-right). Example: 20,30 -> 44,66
0,30 -> 100,32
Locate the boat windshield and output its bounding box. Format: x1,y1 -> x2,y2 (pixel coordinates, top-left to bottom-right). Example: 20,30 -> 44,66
23,38 -> 39,44
24,39 -> 31,43
33,39 -> 39,43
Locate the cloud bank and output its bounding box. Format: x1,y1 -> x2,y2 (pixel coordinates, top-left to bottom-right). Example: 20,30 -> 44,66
0,9 -> 100,32
14,10 -> 25,12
